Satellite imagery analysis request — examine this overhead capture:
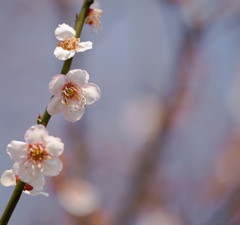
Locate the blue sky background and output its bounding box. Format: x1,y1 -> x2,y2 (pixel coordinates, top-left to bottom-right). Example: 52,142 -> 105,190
1,0 -> 240,224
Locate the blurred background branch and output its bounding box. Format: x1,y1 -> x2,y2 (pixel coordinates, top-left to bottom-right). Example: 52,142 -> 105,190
1,0 -> 240,224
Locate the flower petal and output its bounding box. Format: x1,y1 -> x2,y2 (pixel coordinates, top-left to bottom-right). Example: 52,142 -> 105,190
27,189 -> 49,197
49,74 -> 66,95
66,69 -> 89,86
45,136 -> 64,157
62,104 -> 85,122
77,41 -> 93,52
1,170 -> 16,187
91,1 -> 100,8
29,176 -> 45,191
82,83 -> 101,105
47,95 -> 63,115
55,23 -> 75,41
18,161 -> 41,183
54,47 -> 75,60
24,125 -> 49,144
42,157 -> 63,176
7,141 -> 28,162
12,163 -> 19,174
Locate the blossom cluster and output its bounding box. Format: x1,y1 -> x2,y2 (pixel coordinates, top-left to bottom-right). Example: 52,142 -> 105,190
1,125 -> 63,196
51,23 -> 100,122
1,8 -> 102,196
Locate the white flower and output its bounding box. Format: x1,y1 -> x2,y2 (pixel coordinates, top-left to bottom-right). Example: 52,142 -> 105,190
1,164 -> 48,197
6,125 -> 64,183
47,69 -> 101,122
54,23 -> 92,60
57,179 -> 100,216
85,2 -> 104,33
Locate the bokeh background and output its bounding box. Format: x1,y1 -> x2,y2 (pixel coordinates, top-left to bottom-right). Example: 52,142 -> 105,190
1,0 -> 240,224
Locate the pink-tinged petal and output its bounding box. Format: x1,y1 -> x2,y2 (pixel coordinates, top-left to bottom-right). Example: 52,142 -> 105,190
47,95 -> 62,115
7,141 -> 28,162
91,1 -> 100,8
55,23 -> 75,41
66,69 -> 89,86
1,170 -> 16,187
29,176 -> 45,191
49,74 -> 66,95
18,161 -> 41,183
45,136 -> 64,157
24,125 -> 49,144
42,157 -> 63,176
82,83 -> 101,105
54,47 -> 75,60
62,105 -> 85,122
12,163 -> 19,174
77,41 -> 93,52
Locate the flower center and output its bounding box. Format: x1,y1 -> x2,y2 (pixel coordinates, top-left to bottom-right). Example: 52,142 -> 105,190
27,144 -> 51,167
57,38 -> 80,51
85,9 -> 104,32
61,82 -> 87,111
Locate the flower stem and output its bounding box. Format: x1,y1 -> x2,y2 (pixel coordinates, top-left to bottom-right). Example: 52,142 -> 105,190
0,181 -> 25,225
38,0 -> 94,127
0,1 -> 94,224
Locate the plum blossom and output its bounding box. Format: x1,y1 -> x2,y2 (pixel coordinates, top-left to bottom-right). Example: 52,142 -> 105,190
47,69 -> 101,122
6,125 -> 64,183
85,2 -> 104,33
1,164 -> 48,197
57,179 -> 100,216
54,23 -> 92,60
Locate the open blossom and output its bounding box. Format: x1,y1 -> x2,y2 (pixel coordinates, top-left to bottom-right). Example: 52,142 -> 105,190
47,69 -> 101,122
6,125 -> 64,183
1,164 -> 48,197
57,179 -> 100,216
85,2 -> 104,33
54,23 -> 92,60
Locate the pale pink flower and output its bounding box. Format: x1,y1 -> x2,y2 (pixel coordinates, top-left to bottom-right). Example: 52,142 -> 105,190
47,69 -> 101,122
85,2 -> 104,33
1,164 -> 48,197
57,179 -> 100,216
6,125 -> 64,183
54,23 -> 92,60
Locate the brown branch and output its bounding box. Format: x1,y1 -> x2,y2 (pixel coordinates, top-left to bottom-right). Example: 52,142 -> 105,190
111,28 -> 197,225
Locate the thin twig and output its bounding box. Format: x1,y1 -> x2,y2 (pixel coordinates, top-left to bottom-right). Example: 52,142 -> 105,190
0,1 -> 93,224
